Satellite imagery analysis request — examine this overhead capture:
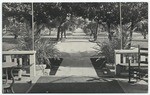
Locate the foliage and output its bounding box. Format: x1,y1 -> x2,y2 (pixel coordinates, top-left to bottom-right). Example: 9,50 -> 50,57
34,3 -> 73,40
3,3 -> 32,28
3,2 -> 148,65
16,21 -> 33,50
3,3 -> 61,68
33,2 -> 147,41
34,23 -> 60,67
121,2 -> 148,47
134,19 -> 148,39
95,24 -> 132,64
96,37 -> 121,64
34,38 -> 60,67
3,3 -> 33,50
115,24 -> 131,49
122,2 -> 148,25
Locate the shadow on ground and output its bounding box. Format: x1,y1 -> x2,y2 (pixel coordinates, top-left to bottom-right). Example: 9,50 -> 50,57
28,76 -> 124,93
117,79 -> 148,93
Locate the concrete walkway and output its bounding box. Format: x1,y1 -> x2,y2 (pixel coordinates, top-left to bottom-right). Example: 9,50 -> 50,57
55,28 -> 98,77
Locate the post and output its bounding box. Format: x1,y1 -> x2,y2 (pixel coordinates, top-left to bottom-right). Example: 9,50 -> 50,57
29,54 -> 36,77
18,58 -> 23,79
128,56 -> 132,83
5,55 -> 12,83
123,54 -> 126,63
115,52 -> 121,75
32,2 -> 34,50
120,2 -> 123,49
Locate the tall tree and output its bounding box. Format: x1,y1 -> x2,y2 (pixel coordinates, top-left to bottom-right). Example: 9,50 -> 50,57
2,3 -> 33,50
3,3 -> 32,27
34,3 -> 74,40
121,2 -> 148,48
71,3 -> 120,41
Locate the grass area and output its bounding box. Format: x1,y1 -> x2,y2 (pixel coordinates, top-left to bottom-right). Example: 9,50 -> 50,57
3,38 -> 19,44
3,42 -> 18,51
2,37 -> 58,51
2,31 -> 148,51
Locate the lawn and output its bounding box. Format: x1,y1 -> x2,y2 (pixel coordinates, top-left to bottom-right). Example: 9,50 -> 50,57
2,31 -> 148,51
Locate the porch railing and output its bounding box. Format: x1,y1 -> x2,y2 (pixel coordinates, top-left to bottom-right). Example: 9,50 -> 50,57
2,51 -> 36,77
114,48 -> 139,75
115,47 -> 148,75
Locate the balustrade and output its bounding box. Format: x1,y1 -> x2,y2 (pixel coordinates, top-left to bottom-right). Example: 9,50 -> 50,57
2,51 -> 36,78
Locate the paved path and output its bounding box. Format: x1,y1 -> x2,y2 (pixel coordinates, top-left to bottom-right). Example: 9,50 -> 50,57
55,28 -> 98,77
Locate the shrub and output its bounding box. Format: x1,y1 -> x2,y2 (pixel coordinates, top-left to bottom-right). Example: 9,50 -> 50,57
95,24 -> 132,64
17,22 -> 60,68
35,38 -> 60,68
96,37 -> 121,64
34,23 -> 60,68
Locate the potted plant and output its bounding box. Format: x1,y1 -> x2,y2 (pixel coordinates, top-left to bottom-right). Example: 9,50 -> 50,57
35,37 -> 61,76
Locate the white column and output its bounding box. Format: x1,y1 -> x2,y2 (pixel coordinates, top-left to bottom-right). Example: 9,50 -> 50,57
14,58 -> 17,63
115,53 -> 121,65
115,53 -> 121,75
5,55 -> 12,62
18,58 -> 23,79
30,54 -> 36,77
141,56 -> 145,61
123,54 -> 126,64
5,55 -> 12,83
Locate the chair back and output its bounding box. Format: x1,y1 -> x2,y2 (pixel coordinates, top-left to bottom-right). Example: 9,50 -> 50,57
138,45 -> 148,67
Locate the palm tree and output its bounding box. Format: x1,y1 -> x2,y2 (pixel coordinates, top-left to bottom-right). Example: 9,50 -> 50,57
134,19 -> 148,39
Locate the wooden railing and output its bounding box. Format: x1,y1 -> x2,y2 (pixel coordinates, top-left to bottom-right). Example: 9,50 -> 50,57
114,48 -> 139,75
115,47 -> 148,75
2,51 -> 36,77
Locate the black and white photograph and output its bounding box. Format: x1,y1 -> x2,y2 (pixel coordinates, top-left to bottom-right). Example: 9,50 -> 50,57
1,1 -> 149,93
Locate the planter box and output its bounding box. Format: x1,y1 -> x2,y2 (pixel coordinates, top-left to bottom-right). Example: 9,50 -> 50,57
36,58 -> 63,76
90,57 -> 106,69
46,58 -> 63,69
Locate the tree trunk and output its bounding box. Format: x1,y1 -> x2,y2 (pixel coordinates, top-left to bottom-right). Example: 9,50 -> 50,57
93,21 -> 99,41
128,22 -> 134,48
57,26 -> 61,41
143,30 -> 146,39
56,18 -> 66,41
107,23 -> 111,41
144,35 -> 146,39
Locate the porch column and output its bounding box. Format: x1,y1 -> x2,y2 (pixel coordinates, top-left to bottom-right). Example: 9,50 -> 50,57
30,53 -> 36,77
115,52 -> 121,75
